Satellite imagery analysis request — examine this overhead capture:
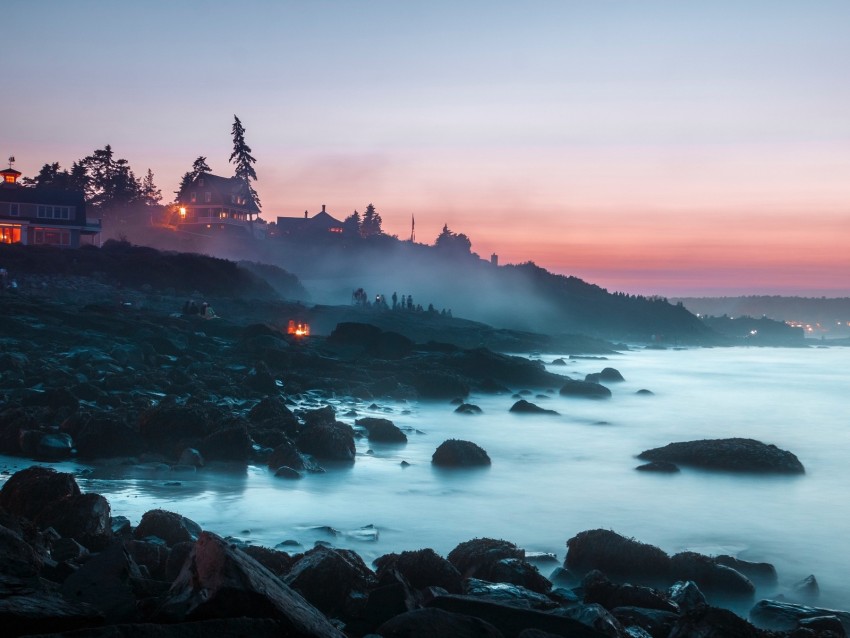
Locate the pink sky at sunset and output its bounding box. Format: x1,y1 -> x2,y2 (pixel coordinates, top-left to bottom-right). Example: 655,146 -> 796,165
5,1 -> 849,297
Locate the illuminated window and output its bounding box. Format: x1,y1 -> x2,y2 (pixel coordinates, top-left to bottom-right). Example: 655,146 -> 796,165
33,228 -> 71,246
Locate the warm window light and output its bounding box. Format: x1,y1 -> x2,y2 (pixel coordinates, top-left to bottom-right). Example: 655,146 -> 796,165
179,207 -> 186,218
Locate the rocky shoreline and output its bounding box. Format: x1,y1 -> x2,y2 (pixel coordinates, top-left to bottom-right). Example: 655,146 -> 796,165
0,263 -> 845,636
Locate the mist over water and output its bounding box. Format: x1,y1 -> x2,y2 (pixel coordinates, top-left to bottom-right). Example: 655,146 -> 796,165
4,346 -> 848,608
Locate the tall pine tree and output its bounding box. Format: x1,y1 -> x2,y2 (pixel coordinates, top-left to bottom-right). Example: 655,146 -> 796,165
229,115 -> 260,209
175,156 -> 212,200
360,203 -> 383,237
141,169 -> 162,206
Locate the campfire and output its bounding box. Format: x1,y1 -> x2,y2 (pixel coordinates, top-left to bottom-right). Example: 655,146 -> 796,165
286,320 -> 310,337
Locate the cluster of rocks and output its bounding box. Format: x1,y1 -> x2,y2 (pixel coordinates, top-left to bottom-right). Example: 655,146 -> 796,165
1,467 -> 847,638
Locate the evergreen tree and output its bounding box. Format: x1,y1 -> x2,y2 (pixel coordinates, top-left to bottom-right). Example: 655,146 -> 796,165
343,210 -> 362,236
435,223 -> 472,254
84,145 -> 141,211
141,169 -> 162,206
22,162 -> 73,190
229,115 -> 260,209
175,156 -> 211,200
360,203 -> 383,237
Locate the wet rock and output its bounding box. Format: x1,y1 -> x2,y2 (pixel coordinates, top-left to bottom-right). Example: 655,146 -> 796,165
667,580 -> 707,612
302,405 -> 337,428
284,545 -> 377,621
509,400 -> 558,415
611,606 -> 679,638
566,530 -> 671,587
635,389 -> 654,396
413,371 -> 470,399
242,545 -> 294,580
267,438 -> 323,473
0,523 -> 44,578
297,421 -> 356,461
72,414 -> 145,460
487,558 -> 552,595
274,466 -> 302,479
583,570 -> 678,613
584,368 -> 625,383
133,509 -> 202,547
35,432 -> 74,459
750,599 -> 850,633
447,538 -> 525,580
36,492 -> 112,551
637,438 -> 805,474
455,403 -> 483,415
327,322 -> 414,359
0,590 -> 104,637
125,538 -> 169,581
375,548 -> 463,594
0,466 -> 81,522
463,578 -> 557,610
669,551 -> 754,602
635,461 -> 679,473
552,602 -> 625,637
248,396 -> 299,437
790,574 -> 820,603
199,425 -> 252,462
159,532 -> 345,637
559,379 -> 612,399
671,605 -> 771,638
432,440 -> 491,467
356,417 -> 407,443
137,403 -> 217,457
377,606 -> 505,638
714,555 -> 778,589
177,447 -> 204,467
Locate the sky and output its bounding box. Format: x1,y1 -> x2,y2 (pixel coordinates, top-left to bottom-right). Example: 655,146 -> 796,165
5,1 -> 850,297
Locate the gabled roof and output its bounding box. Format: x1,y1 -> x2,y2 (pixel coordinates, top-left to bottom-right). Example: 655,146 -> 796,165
178,172 -> 260,214
276,209 -> 343,232
0,185 -> 85,207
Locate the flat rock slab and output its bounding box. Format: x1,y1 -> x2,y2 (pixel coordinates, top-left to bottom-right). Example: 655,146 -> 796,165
637,438 -> 804,473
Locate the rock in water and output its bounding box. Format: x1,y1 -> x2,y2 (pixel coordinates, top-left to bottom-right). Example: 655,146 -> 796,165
432,439 -> 491,467
559,379 -> 612,399
356,417 -> 408,443
565,529 -> 671,587
509,400 -> 559,415
637,438 -> 805,473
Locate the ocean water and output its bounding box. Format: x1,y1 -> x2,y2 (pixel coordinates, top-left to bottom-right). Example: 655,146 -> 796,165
2,345 -> 848,608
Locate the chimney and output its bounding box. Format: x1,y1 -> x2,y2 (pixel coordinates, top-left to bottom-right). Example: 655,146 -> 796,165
322,204 -> 326,213
304,210 -> 308,219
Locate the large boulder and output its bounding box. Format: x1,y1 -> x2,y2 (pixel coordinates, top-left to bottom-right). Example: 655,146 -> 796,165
432,440 -> 491,467
0,466 -> 80,522
137,403 -> 218,457
637,438 -> 805,473
583,570 -> 678,613
565,529 -> 671,587
159,532 -> 345,637
267,438 -> 323,473
375,548 -> 463,594
133,509 -> 202,547
559,379 -> 612,399
670,552 -> 755,603
356,417 -> 408,443
0,523 -> 44,578
199,425 -> 253,462
509,400 -> 558,416
670,605 -> 771,638
376,606 -> 505,638
413,371 -> 470,399
284,545 -> 377,622
71,414 -> 145,459
447,538 -> 524,580
714,555 -> 778,589
35,492 -> 112,551
296,421 -> 356,461
327,322 -> 414,359
750,599 -> 850,634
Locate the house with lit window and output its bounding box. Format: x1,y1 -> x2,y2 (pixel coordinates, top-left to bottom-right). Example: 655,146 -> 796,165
174,172 -> 265,239
273,205 -> 344,238
0,165 -> 101,247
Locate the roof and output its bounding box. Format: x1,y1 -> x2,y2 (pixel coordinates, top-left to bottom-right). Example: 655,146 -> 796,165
0,185 -> 85,206
276,210 -> 343,233
1,168 -> 22,176
177,172 -> 260,214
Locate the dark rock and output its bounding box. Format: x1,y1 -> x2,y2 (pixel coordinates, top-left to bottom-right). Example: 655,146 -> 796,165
455,403 -> 483,415
133,509 -> 202,547
356,417 -> 408,443
302,405 -> 337,428
0,523 -> 43,578
297,421 -> 356,461
432,440 -> 491,467
637,438 -> 805,473
667,580 -> 707,612
599,368 -> 625,382
790,574 -> 820,603
137,403 -> 217,457
377,606 -> 505,638
164,541 -> 194,583
375,548 -> 463,594
612,606 -> 679,638
177,448 -> 204,467
0,590 -> 104,637
566,529 -> 671,587
413,371 -> 470,399
551,358 -> 567,366
463,578 -> 557,610
799,614 -> 846,636
554,602 -> 626,637
51,537 -> 90,563
284,545 -> 377,621
362,569 -> 419,633
448,538 -> 525,580
509,400 -> 558,415
583,570 -> 678,613
267,438 -> 323,473
248,396 -> 299,437
0,466 -> 81,521
635,389 -> 654,396
36,492 -> 112,551
750,599 -> 850,633
559,379 -> 612,399
125,539 -> 169,581
327,322 -> 414,359
635,461 -> 679,473
669,552 -> 755,602
670,604 -> 771,638
241,545 -> 294,580
60,544 -> 144,624
199,425 -> 252,462
73,414 -> 145,460
715,555 -> 778,589
159,532 -> 345,637
274,466 -> 302,479
487,558 -> 552,595
35,432 -> 74,459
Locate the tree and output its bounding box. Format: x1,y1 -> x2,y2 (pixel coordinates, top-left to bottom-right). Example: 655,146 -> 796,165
435,223 -> 472,254
22,162 -> 74,190
343,210 -> 361,236
175,156 -> 212,200
84,145 -> 141,211
229,115 -> 260,209
140,169 -> 162,206
360,203 -> 383,237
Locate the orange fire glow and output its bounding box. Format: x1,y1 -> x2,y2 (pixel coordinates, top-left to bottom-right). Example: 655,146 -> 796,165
287,320 -> 310,337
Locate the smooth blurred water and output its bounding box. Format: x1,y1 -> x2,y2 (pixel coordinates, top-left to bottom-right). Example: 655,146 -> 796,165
2,345 -> 849,607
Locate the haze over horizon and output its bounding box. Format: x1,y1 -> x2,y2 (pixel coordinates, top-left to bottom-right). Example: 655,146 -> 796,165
5,1 -> 849,298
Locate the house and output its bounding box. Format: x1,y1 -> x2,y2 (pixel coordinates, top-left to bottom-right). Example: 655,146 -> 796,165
174,172 -> 265,239
0,165 -> 101,247
273,205 -> 344,238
